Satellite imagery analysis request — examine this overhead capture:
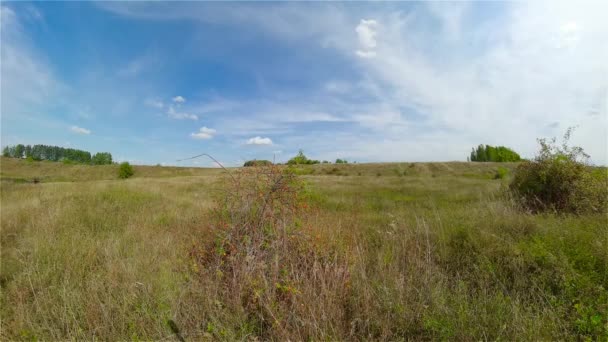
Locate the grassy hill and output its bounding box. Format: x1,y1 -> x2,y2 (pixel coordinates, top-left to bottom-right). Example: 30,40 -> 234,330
0,156 -> 517,182
1,157 -> 605,340
0,157 -> 224,182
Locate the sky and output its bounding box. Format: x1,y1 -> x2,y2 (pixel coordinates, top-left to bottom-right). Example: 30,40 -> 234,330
1,1 -> 607,167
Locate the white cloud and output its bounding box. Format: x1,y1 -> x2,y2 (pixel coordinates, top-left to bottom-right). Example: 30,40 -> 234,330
356,19 -> 378,49
246,136 -> 273,145
70,125 -> 91,135
355,19 -> 378,58
1,5 -> 62,120
167,106 -> 198,120
67,2 -> 608,164
557,20 -> 580,48
190,126 -> 216,139
356,50 -> 377,59
337,1 -> 608,163
561,21 -> 578,33
172,95 -> 186,103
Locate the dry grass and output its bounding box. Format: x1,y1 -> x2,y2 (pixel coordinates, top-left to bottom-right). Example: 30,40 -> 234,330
1,159 -> 606,340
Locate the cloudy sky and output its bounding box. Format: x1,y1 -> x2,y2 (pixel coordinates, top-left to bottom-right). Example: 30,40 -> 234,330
1,1 -> 606,166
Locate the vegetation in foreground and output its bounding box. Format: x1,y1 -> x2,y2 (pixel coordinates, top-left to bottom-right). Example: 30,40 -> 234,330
1,154 -> 606,340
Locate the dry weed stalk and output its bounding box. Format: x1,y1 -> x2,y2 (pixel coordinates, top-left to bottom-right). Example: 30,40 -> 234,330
189,163 -> 350,339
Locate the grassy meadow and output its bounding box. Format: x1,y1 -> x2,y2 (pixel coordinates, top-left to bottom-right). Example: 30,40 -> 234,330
1,157 -> 606,340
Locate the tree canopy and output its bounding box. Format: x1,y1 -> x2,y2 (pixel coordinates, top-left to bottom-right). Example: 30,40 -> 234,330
469,144 -> 521,162
2,144 -> 113,165
243,160 -> 273,167
287,150 -> 320,165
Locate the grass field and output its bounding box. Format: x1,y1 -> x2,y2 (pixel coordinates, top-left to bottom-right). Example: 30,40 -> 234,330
1,157 -> 606,340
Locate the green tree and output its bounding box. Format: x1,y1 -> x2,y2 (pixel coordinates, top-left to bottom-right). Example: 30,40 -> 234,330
244,159 -> 272,167
470,144 -> 520,162
288,150 -> 309,165
92,152 -> 113,165
14,144 -> 25,158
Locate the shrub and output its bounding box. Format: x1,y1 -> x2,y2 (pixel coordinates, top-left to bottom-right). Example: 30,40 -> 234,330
287,150 -> 320,165
189,164 -> 349,339
494,166 -> 509,179
510,129 -> 607,214
118,162 -> 134,179
243,159 -> 272,167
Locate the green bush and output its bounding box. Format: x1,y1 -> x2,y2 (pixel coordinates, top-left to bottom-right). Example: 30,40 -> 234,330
494,166 -> 509,179
510,129 -> 607,214
243,159 -> 272,167
118,162 -> 134,179
287,150 -> 319,165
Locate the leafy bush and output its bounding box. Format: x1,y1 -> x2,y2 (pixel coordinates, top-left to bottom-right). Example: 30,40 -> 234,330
118,162 -> 134,179
287,150 -> 319,165
510,129 -> 607,214
243,159 -> 272,167
494,166 -> 509,179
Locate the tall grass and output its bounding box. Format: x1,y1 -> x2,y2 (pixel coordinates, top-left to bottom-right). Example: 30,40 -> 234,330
1,161 -> 606,340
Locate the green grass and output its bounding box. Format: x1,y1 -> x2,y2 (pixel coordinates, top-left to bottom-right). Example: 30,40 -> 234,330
1,158 -> 606,340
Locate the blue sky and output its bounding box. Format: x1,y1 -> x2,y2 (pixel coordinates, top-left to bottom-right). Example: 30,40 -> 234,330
1,1 -> 606,166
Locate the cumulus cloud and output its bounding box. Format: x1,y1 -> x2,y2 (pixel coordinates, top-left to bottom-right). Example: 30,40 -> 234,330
190,126 -> 216,139
70,125 -> 91,135
246,136 -> 273,145
172,95 -> 186,103
355,19 -> 378,58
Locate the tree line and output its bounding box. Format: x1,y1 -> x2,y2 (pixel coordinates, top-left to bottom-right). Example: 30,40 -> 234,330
2,144 -> 113,165
243,151 -> 351,167
469,144 -> 521,162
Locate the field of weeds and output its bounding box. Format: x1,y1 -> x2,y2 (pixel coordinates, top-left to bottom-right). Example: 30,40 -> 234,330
1,157 -> 606,340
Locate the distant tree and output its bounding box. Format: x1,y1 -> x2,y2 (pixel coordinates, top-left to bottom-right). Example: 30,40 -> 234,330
288,150 -> 310,165
470,144 -> 520,162
244,159 -> 273,167
335,159 -> 348,164
14,144 -> 25,158
286,150 -> 322,165
92,152 -> 113,165
3,144 -> 106,164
